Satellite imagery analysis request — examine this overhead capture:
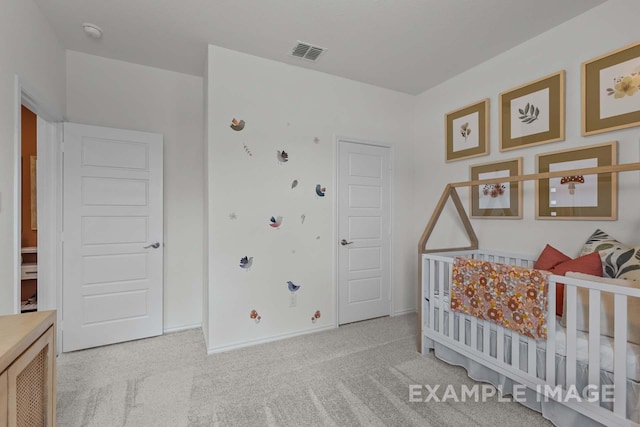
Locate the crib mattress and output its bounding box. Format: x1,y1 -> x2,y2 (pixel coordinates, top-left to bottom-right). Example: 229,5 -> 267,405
430,298 -> 640,382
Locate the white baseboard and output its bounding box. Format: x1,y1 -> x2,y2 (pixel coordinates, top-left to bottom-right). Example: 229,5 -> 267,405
393,308 -> 416,316
206,324 -> 336,354
163,323 -> 202,334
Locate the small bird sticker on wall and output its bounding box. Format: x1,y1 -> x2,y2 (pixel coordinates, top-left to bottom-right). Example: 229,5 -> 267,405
239,256 -> 253,270
287,281 -> 301,293
311,310 -> 321,323
250,309 -> 261,323
277,150 -> 289,163
269,216 -> 283,229
230,118 -> 245,131
291,179 -> 299,189
315,184 -> 326,197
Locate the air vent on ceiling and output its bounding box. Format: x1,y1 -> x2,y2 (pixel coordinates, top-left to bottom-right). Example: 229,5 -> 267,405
290,41 -> 327,62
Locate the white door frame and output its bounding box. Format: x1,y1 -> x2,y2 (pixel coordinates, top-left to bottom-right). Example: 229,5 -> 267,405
334,136 -> 394,326
13,75 -> 63,331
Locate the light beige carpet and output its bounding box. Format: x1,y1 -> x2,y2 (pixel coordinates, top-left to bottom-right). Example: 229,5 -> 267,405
57,314 -> 551,426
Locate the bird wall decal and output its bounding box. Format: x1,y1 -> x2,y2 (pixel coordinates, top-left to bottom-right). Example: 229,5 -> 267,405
269,216 -> 283,228
239,256 -> 253,270
291,179 -> 298,189
230,118 -> 245,131
276,150 -> 289,163
250,309 -> 261,323
287,281 -> 301,293
315,184 -> 326,197
311,310 -> 321,323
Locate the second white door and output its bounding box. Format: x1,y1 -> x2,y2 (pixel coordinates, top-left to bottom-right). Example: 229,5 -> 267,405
62,123 -> 163,352
338,139 -> 391,325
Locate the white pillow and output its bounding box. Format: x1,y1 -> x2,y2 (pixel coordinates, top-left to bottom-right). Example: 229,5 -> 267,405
562,272 -> 640,345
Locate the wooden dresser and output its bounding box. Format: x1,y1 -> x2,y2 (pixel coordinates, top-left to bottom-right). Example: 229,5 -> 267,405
0,311 -> 56,427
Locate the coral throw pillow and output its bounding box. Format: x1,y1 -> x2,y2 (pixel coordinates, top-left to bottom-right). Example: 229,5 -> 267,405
534,245 -> 571,271
549,252 -> 603,316
534,245 -> 603,316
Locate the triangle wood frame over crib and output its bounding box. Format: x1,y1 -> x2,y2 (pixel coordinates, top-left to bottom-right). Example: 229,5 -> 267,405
416,161 -> 640,351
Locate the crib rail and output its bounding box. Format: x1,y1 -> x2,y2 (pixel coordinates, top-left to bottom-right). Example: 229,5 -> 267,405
555,274 -> 640,421
422,251 -> 640,427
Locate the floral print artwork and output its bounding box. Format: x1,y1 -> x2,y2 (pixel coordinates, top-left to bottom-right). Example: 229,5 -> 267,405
482,183 -> 506,198
450,257 -> 550,340
606,73 -> 640,99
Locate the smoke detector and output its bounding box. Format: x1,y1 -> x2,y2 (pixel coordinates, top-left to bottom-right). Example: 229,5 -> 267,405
290,41 -> 326,62
82,23 -> 103,39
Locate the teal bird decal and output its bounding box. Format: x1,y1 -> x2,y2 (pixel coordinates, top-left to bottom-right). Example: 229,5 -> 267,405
287,281 -> 301,293
315,184 -> 326,197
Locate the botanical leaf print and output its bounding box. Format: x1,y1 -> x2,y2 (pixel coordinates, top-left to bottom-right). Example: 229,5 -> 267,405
616,249 -> 635,270
460,122 -> 471,141
586,229 -> 609,245
594,243 -> 615,252
518,102 -> 540,124
618,264 -> 640,277
603,247 -> 640,281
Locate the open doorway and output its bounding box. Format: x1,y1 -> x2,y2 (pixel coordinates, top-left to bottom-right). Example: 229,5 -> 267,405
20,105 -> 38,312
14,77 -> 62,322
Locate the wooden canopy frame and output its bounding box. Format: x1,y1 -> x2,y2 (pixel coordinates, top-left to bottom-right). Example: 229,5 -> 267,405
416,161 -> 640,351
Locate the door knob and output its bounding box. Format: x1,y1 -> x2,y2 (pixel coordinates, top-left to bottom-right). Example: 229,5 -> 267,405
144,242 -> 160,249
340,239 -> 353,246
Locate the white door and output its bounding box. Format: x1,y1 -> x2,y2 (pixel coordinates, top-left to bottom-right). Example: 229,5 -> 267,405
338,139 -> 391,324
62,123 -> 163,352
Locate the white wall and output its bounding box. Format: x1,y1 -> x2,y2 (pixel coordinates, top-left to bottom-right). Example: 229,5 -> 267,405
0,0 -> 66,314
202,60 -> 210,347
206,45 -> 416,351
66,51 -> 204,330
413,0 -> 640,260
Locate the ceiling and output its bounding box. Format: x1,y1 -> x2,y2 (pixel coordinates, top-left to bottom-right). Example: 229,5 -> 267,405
34,0 -> 605,95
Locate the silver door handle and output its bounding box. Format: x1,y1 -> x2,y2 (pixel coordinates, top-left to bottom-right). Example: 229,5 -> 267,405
340,239 -> 353,246
144,242 -> 160,249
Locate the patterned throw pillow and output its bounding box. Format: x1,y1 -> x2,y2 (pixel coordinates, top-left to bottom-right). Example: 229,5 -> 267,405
603,246 -> 640,281
579,229 -> 628,278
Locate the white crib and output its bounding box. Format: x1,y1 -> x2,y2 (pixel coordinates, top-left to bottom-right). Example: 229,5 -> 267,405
421,249 -> 640,427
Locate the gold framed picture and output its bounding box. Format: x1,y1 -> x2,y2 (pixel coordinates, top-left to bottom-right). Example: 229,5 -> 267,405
583,41 -> 640,136
536,141 -> 617,220
445,99 -> 489,162
470,157 -> 523,219
500,71 -> 565,152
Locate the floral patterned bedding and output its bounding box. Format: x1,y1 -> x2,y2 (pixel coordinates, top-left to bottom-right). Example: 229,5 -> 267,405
450,257 -> 551,340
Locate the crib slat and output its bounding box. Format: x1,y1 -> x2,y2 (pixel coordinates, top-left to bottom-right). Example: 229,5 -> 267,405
613,294 -> 627,417
497,326 -> 504,362
546,279 -> 556,385
470,317 -> 477,350
448,262 -> 456,339
527,337 -> 536,375
438,261 -> 444,334
588,289 -> 601,389
437,262 -> 447,337
459,313 -> 466,345
566,285 -> 577,387
483,322 -> 490,355
511,332 -> 520,369
429,259 -> 435,331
